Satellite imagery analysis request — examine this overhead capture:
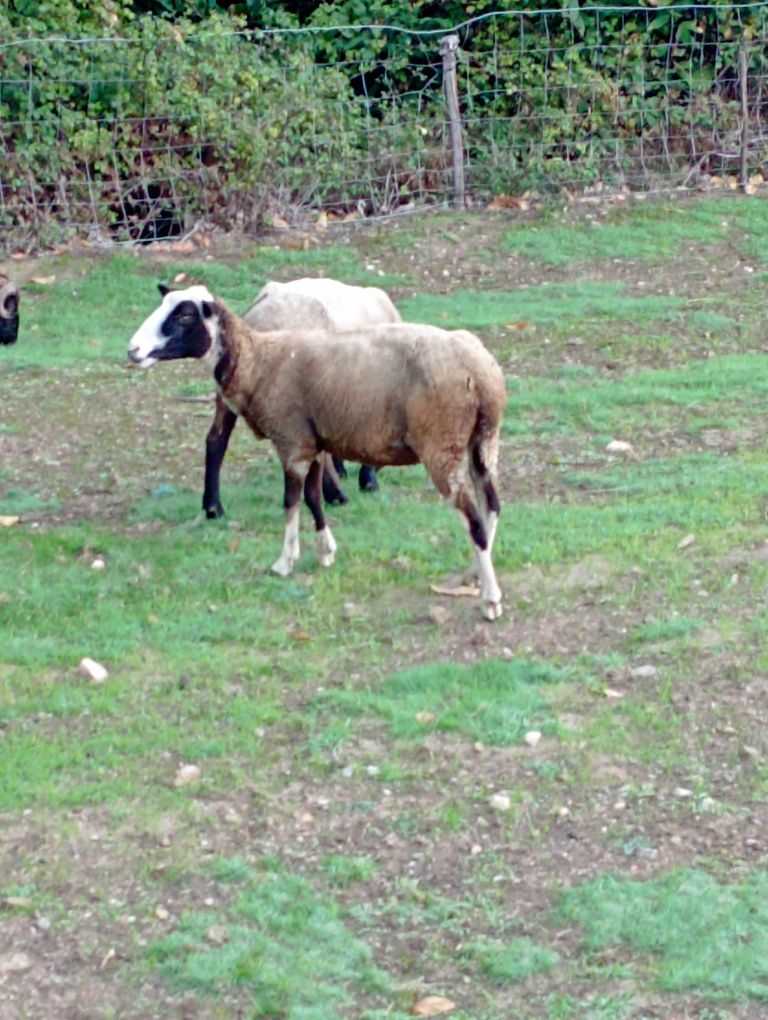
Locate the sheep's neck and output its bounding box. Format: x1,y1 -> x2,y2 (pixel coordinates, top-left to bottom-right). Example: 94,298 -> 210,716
213,306 -> 242,392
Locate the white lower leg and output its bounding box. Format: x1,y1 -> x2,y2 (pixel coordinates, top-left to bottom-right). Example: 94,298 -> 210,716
476,547 -> 503,620
316,525 -> 337,567
271,507 -> 300,576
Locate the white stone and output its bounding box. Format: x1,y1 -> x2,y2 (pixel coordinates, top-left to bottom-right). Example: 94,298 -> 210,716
78,657 -> 108,683
173,764 -> 201,787
630,664 -> 658,680
524,730 -> 542,747
489,792 -> 511,812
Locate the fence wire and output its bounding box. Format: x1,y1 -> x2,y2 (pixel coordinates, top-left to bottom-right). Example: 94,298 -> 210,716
1,4 -> 768,250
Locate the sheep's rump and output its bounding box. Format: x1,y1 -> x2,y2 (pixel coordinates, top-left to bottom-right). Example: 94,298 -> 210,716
244,278 -> 401,332
235,322 -> 505,469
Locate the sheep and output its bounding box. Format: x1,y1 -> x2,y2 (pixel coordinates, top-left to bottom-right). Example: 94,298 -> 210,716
127,285 -> 505,620
203,277 -> 402,518
0,274 -> 19,345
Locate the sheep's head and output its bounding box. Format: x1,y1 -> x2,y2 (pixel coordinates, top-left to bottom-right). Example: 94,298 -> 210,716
0,274 -> 19,346
127,284 -> 219,367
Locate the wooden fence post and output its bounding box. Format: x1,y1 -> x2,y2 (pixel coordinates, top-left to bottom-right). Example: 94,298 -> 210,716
738,38 -> 749,192
440,34 -> 465,209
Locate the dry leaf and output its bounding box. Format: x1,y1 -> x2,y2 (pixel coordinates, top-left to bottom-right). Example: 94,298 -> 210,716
271,214 -> 289,230
0,515 -> 20,528
31,274 -> 56,285
505,320 -> 530,330
173,272 -> 188,283
429,583 -> 479,598
315,210 -> 328,232
412,996 -> 456,1017
414,711 -> 436,724
487,194 -> 529,211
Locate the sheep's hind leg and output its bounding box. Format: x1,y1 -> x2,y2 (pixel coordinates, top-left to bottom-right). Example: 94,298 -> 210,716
271,467 -> 307,576
464,442 -> 501,586
454,486 -> 502,621
305,459 -> 337,568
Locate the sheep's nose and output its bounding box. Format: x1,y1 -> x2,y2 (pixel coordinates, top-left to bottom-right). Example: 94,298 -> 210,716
127,345 -> 142,364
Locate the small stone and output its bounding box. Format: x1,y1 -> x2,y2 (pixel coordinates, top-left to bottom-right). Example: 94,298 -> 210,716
605,439 -> 634,455
677,533 -> 696,550
489,792 -> 511,812
524,730 -> 542,747
78,657 -> 109,683
90,557 -> 106,570
35,915 -> 51,931
415,711 -> 436,725
470,844 -> 483,856
0,952 -> 34,974
604,688 -> 624,699
427,605 -> 451,627
155,906 -> 170,921
742,745 -> 759,759
206,925 -> 229,945
173,763 -> 201,787
630,664 -> 658,680
674,786 -> 693,798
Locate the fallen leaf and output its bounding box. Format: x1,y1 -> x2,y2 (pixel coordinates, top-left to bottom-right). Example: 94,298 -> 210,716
173,272 -> 188,283
315,210 -> 328,231
412,996 -> 456,1017
429,583 -> 479,598
0,515 -> 20,528
31,274 -> 56,285
504,320 -> 530,330
415,711 -> 436,724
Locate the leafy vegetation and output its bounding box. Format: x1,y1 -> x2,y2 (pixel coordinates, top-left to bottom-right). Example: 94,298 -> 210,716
2,1 -> 767,247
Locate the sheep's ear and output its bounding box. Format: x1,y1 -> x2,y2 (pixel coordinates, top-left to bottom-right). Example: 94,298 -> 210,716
201,300 -> 215,319
157,283 -> 171,297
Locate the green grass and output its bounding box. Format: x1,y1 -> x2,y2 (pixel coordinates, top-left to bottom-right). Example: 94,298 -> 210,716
148,857 -> 402,1019
467,937 -> 559,983
399,280 -> 683,332
6,197 -> 768,1018
558,868 -> 768,1000
314,658 -> 568,747
500,196 -> 768,266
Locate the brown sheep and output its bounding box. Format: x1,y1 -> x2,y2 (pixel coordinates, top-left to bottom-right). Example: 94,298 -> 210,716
204,277 -> 402,517
127,285 -> 505,619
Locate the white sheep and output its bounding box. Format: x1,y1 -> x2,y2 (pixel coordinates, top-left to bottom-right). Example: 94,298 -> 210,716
204,277 -> 402,517
128,285 -> 505,620
0,274 -> 19,345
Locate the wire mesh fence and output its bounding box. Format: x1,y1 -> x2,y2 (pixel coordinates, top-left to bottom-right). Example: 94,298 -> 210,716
1,3 -> 768,251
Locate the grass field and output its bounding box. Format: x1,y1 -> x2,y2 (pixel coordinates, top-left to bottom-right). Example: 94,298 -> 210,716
2,193 -> 768,1018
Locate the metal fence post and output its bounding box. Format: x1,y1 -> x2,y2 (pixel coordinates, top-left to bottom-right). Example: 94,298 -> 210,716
440,33 -> 466,209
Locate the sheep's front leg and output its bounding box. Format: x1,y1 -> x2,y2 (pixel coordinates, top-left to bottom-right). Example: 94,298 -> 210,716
305,459 -> 337,568
271,468 -> 306,576
203,398 -> 238,519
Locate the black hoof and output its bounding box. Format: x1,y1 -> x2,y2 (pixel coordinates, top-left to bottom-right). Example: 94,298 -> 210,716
332,457 -> 348,479
358,466 -> 379,493
323,487 -> 349,507
204,503 -> 226,519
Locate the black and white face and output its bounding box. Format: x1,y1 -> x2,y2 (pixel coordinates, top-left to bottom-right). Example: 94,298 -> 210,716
127,284 -> 219,367
0,276 -> 19,346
